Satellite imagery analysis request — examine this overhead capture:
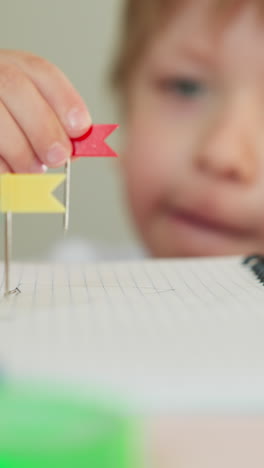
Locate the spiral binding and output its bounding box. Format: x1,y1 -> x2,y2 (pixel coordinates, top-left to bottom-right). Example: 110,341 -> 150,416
243,255 -> 264,285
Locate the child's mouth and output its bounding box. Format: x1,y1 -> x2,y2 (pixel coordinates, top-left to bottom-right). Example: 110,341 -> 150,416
166,206 -> 251,241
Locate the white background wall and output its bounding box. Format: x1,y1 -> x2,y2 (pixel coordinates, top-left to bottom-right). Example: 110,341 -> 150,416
0,0 -> 137,259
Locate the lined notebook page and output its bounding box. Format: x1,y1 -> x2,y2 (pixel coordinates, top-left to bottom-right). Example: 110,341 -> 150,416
1,256 -> 264,411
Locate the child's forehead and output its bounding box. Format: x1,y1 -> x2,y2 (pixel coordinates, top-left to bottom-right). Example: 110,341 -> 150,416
155,0 -> 264,47
148,0 -> 264,76
150,0 -> 264,40
112,0 -> 264,91
162,0 -> 264,19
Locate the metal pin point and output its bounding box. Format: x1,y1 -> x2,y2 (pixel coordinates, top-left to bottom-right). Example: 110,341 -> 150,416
63,158 -> 71,232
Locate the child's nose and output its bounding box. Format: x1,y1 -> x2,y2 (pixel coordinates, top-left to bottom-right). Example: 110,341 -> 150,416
195,106 -> 258,185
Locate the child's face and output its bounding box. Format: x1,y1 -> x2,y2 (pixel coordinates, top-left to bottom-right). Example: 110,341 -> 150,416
123,0 -> 264,257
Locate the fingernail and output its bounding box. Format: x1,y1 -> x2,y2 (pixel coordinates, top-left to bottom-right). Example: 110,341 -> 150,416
30,161 -> 48,174
67,107 -> 91,131
46,142 -> 70,166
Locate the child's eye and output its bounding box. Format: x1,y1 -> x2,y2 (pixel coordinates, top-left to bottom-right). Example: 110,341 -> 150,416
160,78 -> 206,98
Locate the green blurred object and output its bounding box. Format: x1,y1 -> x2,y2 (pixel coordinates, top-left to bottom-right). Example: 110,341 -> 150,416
0,383 -> 138,468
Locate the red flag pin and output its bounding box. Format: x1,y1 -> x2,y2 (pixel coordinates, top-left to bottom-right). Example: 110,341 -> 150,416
63,124 -> 119,231
72,124 -> 119,158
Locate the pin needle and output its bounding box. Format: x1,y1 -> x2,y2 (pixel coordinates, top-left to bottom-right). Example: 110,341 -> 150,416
4,211 -> 12,296
63,158 -> 71,232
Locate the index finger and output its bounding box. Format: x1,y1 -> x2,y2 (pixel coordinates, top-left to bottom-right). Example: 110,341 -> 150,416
7,51 -> 92,139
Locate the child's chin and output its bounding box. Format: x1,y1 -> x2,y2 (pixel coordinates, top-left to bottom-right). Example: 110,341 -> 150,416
145,229 -> 249,259
150,245 -> 246,259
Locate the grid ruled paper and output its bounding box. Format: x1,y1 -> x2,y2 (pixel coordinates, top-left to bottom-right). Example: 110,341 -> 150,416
0,256 -> 263,310
1,256 -> 264,411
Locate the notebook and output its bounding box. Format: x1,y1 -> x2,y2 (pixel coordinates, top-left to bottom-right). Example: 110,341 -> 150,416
0,255 -> 264,412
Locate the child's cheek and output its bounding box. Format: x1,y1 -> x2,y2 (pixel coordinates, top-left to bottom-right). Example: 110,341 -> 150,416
122,122 -> 172,220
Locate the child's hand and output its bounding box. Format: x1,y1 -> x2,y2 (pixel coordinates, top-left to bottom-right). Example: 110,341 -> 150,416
0,50 -> 91,173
